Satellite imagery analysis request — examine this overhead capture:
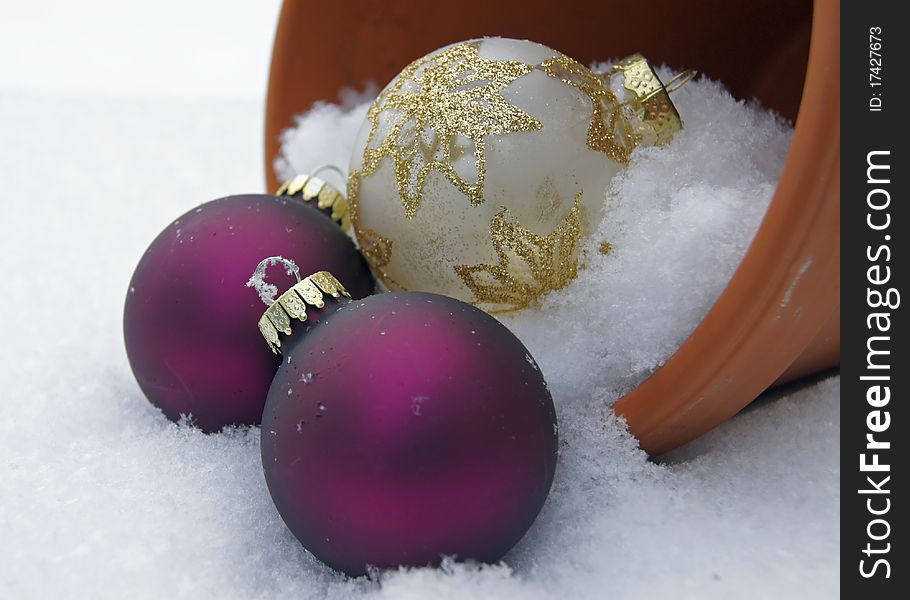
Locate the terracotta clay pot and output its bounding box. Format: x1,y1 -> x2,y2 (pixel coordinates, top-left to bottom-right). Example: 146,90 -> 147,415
264,0 -> 840,455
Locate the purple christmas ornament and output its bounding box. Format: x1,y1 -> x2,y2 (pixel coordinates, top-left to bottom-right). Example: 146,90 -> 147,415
261,292 -> 558,576
123,194 -> 374,433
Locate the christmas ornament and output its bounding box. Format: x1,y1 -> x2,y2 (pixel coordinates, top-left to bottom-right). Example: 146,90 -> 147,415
259,289 -> 558,576
348,38 -> 692,312
275,170 -> 351,230
123,194 -> 374,433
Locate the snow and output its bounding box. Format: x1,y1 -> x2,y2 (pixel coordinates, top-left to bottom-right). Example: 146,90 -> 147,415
0,6 -> 838,598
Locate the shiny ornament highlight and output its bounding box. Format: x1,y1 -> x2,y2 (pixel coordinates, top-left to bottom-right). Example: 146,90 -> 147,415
348,38 -> 684,312
261,292 -> 558,575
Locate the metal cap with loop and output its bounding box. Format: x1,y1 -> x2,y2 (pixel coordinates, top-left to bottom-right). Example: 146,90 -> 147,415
276,166 -> 352,230
606,54 -> 697,151
246,256 -> 352,354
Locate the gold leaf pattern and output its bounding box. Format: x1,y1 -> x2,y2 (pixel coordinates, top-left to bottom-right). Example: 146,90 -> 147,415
356,227 -> 394,270
348,171 -> 393,269
454,192 -> 584,313
539,54 -> 639,164
358,41 -> 543,219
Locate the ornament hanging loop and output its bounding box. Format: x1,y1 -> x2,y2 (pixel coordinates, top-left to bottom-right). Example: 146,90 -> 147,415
310,164 -> 348,184
247,256 -> 302,307
664,69 -> 698,95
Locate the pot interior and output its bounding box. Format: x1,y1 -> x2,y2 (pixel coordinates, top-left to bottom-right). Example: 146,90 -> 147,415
264,0 -> 813,192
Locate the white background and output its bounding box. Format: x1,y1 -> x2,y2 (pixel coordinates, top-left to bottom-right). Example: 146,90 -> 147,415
0,0 -> 283,102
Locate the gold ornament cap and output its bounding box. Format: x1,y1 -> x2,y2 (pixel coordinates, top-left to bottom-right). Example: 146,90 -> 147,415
246,257 -> 352,354
276,171 -> 351,230
607,54 -> 696,147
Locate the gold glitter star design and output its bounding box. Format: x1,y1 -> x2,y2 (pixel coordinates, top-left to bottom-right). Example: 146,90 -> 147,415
359,41 -> 543,219
348,170 -> 412,292
539,54 -> 638,164
347,171 -> 396,279
454,191 -> 584,313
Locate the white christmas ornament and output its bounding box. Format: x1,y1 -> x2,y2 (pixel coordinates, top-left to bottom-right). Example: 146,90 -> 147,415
348,37 -> 688,312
